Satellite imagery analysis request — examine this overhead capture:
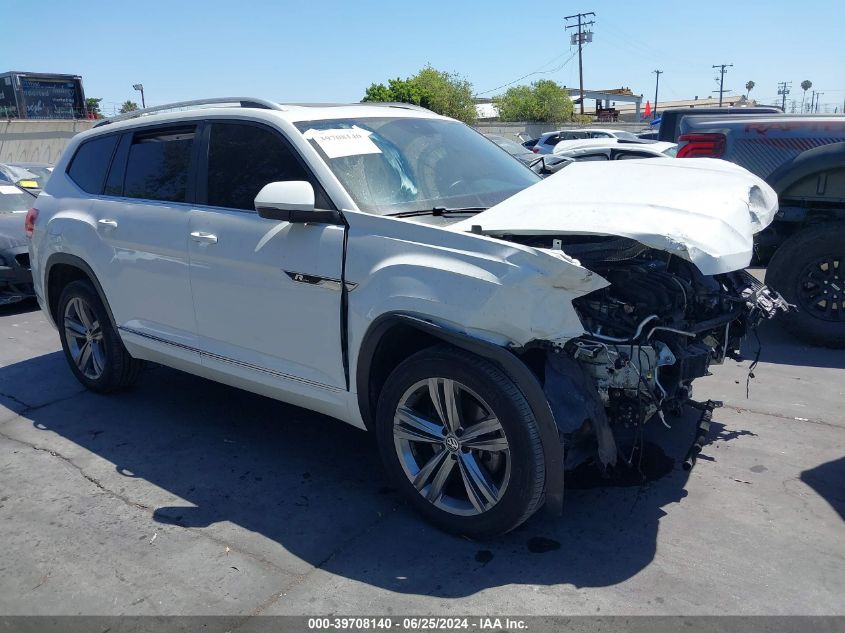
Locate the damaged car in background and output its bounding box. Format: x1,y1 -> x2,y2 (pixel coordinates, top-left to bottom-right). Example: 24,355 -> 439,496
0,184 -> 35,305
30,101 -> 789,538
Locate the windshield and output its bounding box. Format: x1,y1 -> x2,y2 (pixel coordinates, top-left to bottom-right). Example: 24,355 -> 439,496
14,165 -> 52,183
486,135 -> 532,157
0,185 -> 34,213
295,117 -> 540,215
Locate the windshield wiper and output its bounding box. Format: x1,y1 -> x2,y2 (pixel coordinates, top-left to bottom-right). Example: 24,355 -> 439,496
387,206 -> 488,218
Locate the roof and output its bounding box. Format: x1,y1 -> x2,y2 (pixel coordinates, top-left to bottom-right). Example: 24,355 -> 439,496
552,138 -> 675,155
90,98 -> 447,133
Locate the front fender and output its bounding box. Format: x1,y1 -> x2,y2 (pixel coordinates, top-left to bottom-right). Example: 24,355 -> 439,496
344,209 -> 606,350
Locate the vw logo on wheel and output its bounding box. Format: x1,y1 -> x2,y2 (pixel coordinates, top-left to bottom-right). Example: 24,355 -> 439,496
445,435 -> 460,452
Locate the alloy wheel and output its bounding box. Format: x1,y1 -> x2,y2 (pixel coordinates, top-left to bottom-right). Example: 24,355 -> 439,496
393,378 -> 511,516
63,296 -> 106,380
798,255 -> 844,322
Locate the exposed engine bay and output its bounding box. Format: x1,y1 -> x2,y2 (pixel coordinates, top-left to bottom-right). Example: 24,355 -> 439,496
508,235 -> 792,472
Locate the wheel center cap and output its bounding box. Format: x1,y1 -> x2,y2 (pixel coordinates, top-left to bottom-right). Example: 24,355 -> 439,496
444,435 -> 460,453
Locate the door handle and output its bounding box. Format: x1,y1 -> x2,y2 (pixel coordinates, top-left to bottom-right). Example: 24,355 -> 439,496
190,231 -> 218,244
98,219 -> 118,230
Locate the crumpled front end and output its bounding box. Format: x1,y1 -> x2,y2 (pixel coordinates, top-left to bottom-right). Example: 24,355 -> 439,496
536,238 -> 790,472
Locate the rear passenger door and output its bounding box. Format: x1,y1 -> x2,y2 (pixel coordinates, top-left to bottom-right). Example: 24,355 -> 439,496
90,124 -> 199,356
187,120 -> 347,398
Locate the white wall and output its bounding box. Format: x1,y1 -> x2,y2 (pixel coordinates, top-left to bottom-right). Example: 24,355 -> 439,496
0,120 -> 96,164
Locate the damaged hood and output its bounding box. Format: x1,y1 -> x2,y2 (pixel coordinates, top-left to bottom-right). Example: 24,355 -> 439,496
448,158 -> 778,275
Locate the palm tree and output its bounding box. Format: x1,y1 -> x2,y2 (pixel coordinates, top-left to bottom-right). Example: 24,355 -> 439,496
119,100 -> 139,114
801,80 -> 812,112
745,80 -> 755,99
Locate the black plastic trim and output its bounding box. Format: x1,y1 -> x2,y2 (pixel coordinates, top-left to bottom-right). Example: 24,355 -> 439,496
356,313 -> 565,515
767,141 -> 845,198
44,253 -> 117,329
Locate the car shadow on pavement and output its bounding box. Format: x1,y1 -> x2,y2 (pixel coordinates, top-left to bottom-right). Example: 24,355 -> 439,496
745,318 -> 845,370
0,298 -> 39,318
0,351 -> 760,596
800,457 -> 845,521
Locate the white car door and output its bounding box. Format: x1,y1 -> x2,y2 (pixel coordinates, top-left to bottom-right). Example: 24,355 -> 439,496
187,120 -> 347,408
89,126 -> 199,359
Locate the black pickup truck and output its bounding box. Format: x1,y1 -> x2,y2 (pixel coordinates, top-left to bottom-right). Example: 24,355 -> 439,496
675,114 -> 845,348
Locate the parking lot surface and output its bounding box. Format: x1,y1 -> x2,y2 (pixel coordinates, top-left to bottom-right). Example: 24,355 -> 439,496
0,292 -> 843,620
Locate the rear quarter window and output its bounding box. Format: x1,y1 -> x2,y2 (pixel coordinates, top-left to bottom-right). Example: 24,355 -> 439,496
67,135 -> 120,194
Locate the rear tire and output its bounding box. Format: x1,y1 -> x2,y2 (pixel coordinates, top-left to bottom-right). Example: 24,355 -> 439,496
375,345 -> 545,538
766,223 -> 845,348
57,280 -> 144,392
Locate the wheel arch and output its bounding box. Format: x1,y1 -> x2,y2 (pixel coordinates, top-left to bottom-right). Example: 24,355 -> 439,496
356,312 -> 565,515
44,254 -> 116,330
766,141 -> 845,197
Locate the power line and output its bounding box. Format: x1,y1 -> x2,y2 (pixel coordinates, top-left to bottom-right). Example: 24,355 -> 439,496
473,49 -> 579,96
565,11 -> 596,115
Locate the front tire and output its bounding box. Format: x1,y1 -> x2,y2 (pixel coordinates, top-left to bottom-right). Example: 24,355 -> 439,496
57,280 -> 144,392
375,345 -> 545,537
766,223 -> 845,348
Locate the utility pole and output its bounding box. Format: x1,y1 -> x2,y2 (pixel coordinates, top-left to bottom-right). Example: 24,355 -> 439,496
712,64 -> 733,106
815,92 -> 824,112
565,11 -> 596,116
777,81 -> 791,111
809,90 -> 816,113
653,70 -> 663,118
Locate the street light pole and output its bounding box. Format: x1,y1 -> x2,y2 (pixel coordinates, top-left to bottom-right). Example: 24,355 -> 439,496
132,83 -> 146,109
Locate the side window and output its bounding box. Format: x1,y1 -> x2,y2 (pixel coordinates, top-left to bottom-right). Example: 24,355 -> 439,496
543,135 -> 560,146
103,133 -> 131,196
206,122 -> 312,211
123,127 -> 196,203
67,135 -> 119,194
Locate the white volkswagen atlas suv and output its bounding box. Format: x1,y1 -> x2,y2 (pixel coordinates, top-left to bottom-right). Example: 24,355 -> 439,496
27,98 -> 788,537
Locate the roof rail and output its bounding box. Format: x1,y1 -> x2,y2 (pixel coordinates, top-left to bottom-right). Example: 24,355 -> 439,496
94,97 -> 284,127
375,102 -> 433,112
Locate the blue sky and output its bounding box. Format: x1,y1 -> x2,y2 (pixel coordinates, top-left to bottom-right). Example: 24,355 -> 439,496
3,0 -> 843,115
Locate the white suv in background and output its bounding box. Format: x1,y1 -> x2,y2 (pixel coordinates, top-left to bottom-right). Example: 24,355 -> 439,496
27,98 -> 787,537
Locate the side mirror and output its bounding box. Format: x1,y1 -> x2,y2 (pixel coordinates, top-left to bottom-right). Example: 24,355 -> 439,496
254,181 -> 342,224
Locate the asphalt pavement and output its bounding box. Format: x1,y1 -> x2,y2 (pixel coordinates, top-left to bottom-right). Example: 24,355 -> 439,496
0,296 -> 842,622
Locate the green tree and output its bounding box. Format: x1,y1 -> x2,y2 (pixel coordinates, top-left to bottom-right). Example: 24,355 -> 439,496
800,80 -> 813,112
745,80 -> 755,99
494,80 -> 573,123
119,100 -> 139,114
494,85 -> 536,121
362,82 -> 394,103
85,97 -> 103,118
361,66 -> 476,124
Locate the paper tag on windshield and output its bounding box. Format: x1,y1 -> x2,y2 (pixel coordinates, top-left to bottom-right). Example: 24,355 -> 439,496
304,127 -> 381,159
0,186 -> 21,195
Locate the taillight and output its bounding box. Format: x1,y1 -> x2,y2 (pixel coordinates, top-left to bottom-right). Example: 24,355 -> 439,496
677,133 -> 726,158
25,208 -> 38,238
532,147 -> 540,154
